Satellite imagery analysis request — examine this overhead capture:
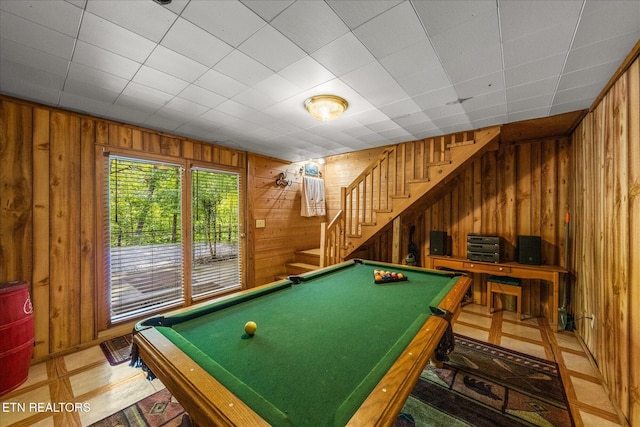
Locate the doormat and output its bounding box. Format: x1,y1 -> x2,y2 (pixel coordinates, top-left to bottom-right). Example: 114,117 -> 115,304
395,334 -> 574,427
99,334 -> 133,366
89,388 -> 189,427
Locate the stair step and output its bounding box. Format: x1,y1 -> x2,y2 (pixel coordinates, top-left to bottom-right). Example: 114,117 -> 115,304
428,160 -> 452,167
448,139 -> 475,148
407,178 -> 430,184
285,262 -> 319,275
390,194 -> 410,199
294,248 -> 321,265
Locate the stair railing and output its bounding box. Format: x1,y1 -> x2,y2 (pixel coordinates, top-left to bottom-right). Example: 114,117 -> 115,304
320,131 -> 476,266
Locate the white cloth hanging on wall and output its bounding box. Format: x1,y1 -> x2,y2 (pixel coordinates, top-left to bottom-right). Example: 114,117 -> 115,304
301,176 -> 326,217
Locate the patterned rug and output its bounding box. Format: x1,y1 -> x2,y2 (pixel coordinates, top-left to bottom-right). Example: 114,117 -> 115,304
395,334 -> 574,427
99,334 -> 133,366
89,388 -> 189,427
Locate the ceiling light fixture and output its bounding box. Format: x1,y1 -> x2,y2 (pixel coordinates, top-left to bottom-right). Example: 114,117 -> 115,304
304,95 -> 348,122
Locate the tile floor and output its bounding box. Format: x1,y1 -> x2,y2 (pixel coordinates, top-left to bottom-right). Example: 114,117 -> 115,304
0,303 -> 626,427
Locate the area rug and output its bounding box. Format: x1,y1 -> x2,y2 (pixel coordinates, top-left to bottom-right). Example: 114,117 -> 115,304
89,388 -> 189,427
99,334 -> 133,366
395,334 -> 574,427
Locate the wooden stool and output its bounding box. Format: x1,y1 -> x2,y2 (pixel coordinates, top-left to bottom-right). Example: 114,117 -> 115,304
487,276 -> 522,320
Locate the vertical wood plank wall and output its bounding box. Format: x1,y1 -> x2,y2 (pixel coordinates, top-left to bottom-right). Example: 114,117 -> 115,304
0,97 -> 246,358
571,57 -> 639,425
247,154 -> 325,287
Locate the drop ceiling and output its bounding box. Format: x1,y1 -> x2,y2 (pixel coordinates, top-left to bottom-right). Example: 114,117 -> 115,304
0,0 -> 638,161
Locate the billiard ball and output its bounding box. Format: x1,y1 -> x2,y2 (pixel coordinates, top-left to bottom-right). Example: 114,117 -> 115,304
244,321 -> 257,336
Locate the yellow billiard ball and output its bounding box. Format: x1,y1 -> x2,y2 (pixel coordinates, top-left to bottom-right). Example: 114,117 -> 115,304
244,321 -> 257,336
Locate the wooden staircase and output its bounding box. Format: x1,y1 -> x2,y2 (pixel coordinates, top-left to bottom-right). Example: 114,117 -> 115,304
320,126 -> 501,267
277,248 -> 321,279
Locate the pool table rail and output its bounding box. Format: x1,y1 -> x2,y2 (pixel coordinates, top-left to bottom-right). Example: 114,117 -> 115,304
345,273 -> 471,426
135,326 -> 271,426
133,262 -> 471,426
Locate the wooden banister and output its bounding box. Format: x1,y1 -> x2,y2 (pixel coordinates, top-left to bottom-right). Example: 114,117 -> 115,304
320,127 -> 500,265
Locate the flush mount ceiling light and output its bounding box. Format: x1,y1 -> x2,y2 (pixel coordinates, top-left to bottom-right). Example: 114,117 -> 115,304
304,95 -> 348,122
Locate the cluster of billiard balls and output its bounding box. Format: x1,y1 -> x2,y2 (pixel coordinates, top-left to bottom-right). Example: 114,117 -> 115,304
373,269 -> 407,283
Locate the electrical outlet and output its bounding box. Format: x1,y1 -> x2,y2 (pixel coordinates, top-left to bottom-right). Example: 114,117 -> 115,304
590,314 -> 595,329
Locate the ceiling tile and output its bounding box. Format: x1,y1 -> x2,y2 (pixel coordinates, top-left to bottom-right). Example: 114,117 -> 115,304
311,33 -> 376,77
62,77 -> 121,104
0,59 -> 65,101
556,61 -> 620,92
505,54 -> 566,88
67,61 -> 128,94
160,17 -> 234,68
571,0 -> 640,48
181,0 -> 265,48
78,12 -> 157,62
59,91 -> 112,116
195,69 -> 247,99
86,0 -> 178,42
353,2 -> 427,59
564,32 -> 640,73
502,26 -> 575,69
415,0 -> 495,37
1,11 -> 75,60
133,65 -> 189,95
0,0 -> 82,37
271,1 -> 350,53
0,38 -> 70,77
145,45 -> 209,82
214,49 -> 274,86
506,77 -> 557,103
499,1 -> 582,43
72,41 -> 141,80
508,93 -> 554,114
178,84 -> 226,109
278,56 -> 335,91
328,0 -> 402,30
121,80 -> 174,107
240,0 -> 295,22
341,62 -> 407,107
238,24 -> 306,72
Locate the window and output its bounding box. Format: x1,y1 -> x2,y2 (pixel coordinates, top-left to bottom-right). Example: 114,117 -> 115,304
107,157 -> 184,322
98,153 -> 243,327
191,168 -> 241,297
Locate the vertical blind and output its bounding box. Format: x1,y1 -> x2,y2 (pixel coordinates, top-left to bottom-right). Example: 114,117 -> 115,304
191,168 -> 241,297
108,156 -> 184,321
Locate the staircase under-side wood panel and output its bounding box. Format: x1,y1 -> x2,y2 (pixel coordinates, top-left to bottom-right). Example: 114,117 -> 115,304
320,126 -> 501,266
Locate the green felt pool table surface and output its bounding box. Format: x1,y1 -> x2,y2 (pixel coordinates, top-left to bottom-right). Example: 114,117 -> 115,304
133,259 -> 471,426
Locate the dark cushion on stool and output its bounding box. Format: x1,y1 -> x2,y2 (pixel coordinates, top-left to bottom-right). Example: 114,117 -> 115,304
488,275 -> 521,286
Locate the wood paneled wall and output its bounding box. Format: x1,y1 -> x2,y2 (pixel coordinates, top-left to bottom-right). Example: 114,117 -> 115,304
0,97 -> 246,358
247,154 -> 325,287
571,57 -> 639,426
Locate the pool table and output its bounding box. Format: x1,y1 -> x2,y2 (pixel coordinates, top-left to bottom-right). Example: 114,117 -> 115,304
132,259 -> 470,426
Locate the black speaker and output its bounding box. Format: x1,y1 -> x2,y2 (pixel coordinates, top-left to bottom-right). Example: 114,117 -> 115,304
430,231 -> 447,255
518,235 -> 541,265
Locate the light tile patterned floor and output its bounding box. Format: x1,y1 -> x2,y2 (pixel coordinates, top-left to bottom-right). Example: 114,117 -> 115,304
0,303 -> 626,426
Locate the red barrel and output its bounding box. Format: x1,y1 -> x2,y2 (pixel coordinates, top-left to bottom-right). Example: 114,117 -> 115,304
0,281 -> 34,396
